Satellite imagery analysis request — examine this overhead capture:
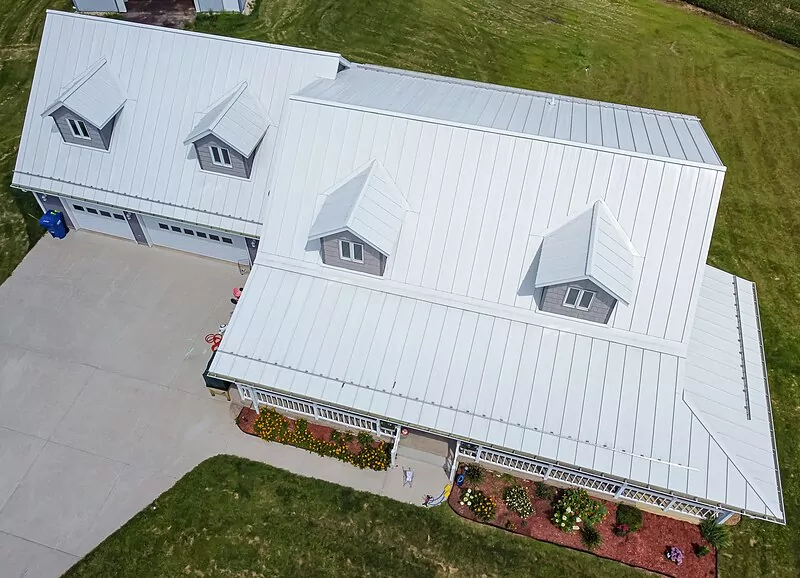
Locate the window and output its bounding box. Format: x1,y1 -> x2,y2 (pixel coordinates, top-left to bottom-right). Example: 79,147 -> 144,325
196,231 -> 207,238
184,229 -> 194,235
159,223 -> 169,230
209,145 -> 233,167
67,118 -> 90,139
563,287 -> 595,311
113,213 -> 125,220
73,204 -> 85,211
209,234 -> 220,241
222,237 -> 233,244
99,210 -> 111,217
171,226 -> 181,232
86,207 -> 98,214
339,240 -> 364,263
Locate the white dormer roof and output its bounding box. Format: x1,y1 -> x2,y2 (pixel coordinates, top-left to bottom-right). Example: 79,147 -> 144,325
535,200 -> 636,304
184,82 -> 270,157
41,58 -> 125,129
308,160 -> 409,257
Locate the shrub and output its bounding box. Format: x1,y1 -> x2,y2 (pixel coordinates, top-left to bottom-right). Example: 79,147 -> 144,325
356,431 -> 374,447
613,523 -> 629,536
699,516 -> 732,550
551,489 -> 608,532
342,432 -> 354,444
580,525 -> 603,551
665,546 -> 684,566
694,543 -> 710,558
502,485 -> 534,519
615,504 -> 643,533
504,519 -> 517,531
329,429 -> 341,444
464,464 -> 484,484
459,487 -> 496,521
534,481 -> 557,501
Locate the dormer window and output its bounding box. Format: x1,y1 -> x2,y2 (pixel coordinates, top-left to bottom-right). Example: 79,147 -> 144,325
68,118 -> 90,139
563,287 -> 595,310
340,240 -> 364,263
210,145 -> 233,167
184,82 -> 270,180
41,58 -> 125,152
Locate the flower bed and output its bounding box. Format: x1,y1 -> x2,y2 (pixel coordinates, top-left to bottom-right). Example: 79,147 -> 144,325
236,406 -> 391,471
449,465 -> 717,578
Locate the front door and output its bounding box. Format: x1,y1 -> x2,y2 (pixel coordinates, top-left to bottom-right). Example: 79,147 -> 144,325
35,193 -> 73,229
246,237 -> 259,265
125,211 -> 149,245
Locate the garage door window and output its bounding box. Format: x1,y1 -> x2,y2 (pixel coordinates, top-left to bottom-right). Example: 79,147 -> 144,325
157,223 -> 235,246
76,204 -> 124,221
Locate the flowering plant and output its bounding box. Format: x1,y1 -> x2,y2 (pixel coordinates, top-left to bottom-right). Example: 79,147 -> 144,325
665,546 -> 685,566
459,487 -> 497,521
550,488 -> 608,533
502,485 -> 534,519
613,523 -> 630,536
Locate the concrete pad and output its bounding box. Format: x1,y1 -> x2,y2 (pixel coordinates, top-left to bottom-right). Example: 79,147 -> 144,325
77,466 -> 176,556
51,370 -> 165,462
0,442 -> 125,555
0,531 -> 78,578
0,429 -> 46,512
0,350 -> 94,439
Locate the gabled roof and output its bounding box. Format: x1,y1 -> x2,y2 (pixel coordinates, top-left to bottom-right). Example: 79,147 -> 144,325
41,58 -> 125,129
307,160 -> 409,257
184,82 -> 270,157
535,200 -> 636,304
296,65 -> 724,167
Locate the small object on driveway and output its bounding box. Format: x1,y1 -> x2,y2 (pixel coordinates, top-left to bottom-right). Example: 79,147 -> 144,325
402,467 -> 414,488
205,332 -> 222,352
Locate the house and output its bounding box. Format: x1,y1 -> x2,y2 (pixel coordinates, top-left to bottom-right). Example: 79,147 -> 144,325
71,0 -> 246,15
14,11 -> 784,525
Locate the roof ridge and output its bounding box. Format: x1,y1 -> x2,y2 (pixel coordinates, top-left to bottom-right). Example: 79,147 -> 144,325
346,160 -> 377,229
683,391 -> 781,520
58,58 -> 107,102
209,81 -> 248,132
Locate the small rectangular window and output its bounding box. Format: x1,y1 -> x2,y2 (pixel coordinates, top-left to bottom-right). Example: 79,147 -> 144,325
209,234 -> 220,241
86,207 -> 98,214
353,243 -> 364,262
578,291 -> 595,310
340,240 -> 351,260
113,213 -> 125,220
209,145 -> 233,168
222,237 -> 233,244
99,210 -> 111,217
68,118 -> 90,139
196,231 -> 207,238
339,239 -> 365,263
73,205 -> 85,211
171,226 -> 181,232
159,223 -> 169,230
184,229 -> 194,235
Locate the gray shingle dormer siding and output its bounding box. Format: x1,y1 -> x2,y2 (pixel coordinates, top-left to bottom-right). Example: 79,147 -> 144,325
51,106 -> 115,150
540,279 -> 617,324
320,231 -> 386,276
193,134 -> 254,179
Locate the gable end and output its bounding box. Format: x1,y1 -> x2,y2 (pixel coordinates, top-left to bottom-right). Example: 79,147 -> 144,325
50,106 -> 115,150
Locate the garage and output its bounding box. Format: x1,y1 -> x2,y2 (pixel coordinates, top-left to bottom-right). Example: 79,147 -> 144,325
67,200 -> 135,241
140,215 -> 251,263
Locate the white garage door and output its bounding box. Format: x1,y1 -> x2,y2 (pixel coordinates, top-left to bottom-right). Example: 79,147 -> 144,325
140,216 -> 249,263
68,201 -> 135,241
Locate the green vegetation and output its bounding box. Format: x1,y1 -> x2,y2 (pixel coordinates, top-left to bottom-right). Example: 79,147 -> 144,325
65,455 -> 645,578
502,484 -> 535,519
534,481 -> 557,501
463,463 -> 485,484
683,0 -> 800,46
615,504 -> 644,534
0,0 -> 798,574
700,515 -> 734,550
581,524 -> 603,552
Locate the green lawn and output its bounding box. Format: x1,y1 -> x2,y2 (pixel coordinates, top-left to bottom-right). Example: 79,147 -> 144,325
1,0 -> 799,575
65,455 -> 646,578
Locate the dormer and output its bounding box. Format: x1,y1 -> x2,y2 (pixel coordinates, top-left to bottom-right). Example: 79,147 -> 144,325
41,58 -> 125,151
308,160 -> 409,276
183,82 -> 270,179
535,200 -> 636,324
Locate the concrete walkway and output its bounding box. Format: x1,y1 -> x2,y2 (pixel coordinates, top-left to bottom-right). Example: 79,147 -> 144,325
0,233 -> 449,578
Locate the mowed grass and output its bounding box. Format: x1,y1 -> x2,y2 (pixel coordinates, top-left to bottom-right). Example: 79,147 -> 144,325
0,0 -> 797,575
65,455 -> 646,578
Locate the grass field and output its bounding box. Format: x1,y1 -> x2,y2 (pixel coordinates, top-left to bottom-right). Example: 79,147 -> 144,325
1,0 -> 799,575
682,0 -> 800,46
65,455 -> 647,578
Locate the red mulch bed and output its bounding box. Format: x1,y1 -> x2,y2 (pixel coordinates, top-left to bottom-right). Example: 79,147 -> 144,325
449,467 -> 717,578
236,406 -> 380,454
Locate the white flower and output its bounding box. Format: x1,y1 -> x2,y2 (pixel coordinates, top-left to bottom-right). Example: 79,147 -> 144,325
459,501 -> 464,505
566,507 -> 572,514
572,525 -> 579,531
560,522 -> 565,526
576,517 -> 581,523
562,515 -> 567,520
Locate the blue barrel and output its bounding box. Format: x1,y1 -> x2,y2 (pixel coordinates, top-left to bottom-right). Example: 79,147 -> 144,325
38,210 -> 68,239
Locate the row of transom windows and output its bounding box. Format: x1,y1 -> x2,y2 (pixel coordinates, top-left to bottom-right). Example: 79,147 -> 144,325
72,203 -> 124,220
156,222 -> 234,244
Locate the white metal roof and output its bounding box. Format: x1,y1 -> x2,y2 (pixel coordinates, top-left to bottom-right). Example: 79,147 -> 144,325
307,160 -> 409,256
297,65 -> 724,167
41,58 -> 126,129
210,261 -> 782,521
14,11 -> 342,237
183,81 -> 270,157
536,200 -> 637,304
262,95 -> 725,344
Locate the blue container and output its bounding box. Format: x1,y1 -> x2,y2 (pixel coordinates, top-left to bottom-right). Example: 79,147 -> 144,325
39,210 -> 68,239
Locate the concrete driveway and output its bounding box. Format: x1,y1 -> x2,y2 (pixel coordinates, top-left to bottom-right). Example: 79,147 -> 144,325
0,232 -> 448,578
